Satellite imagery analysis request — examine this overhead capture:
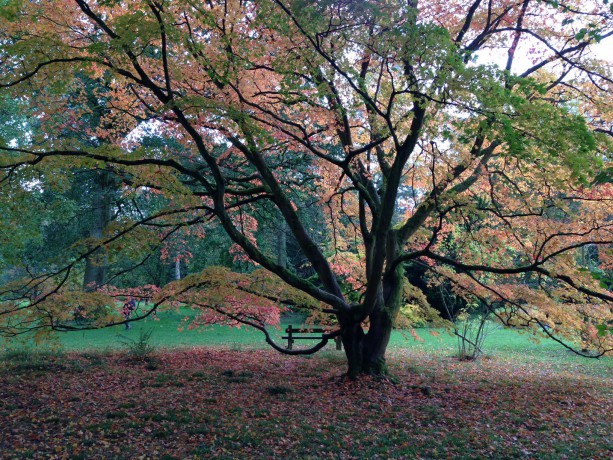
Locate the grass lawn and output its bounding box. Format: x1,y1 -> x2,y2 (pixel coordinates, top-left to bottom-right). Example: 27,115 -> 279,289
56,308 -> 269,351
1,311 -> 611,459
22,309 -> 610,378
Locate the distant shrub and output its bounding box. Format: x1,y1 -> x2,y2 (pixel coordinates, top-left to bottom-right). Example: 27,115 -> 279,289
118,329 -> 155,360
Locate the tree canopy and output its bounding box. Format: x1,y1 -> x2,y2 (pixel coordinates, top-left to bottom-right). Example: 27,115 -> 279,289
1,0 -> 612,376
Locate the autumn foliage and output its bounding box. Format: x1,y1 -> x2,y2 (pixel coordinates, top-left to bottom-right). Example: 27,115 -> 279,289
0,0 -> 612,375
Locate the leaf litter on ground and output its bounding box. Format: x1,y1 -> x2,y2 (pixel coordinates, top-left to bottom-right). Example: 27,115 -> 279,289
0,347 -> 611,459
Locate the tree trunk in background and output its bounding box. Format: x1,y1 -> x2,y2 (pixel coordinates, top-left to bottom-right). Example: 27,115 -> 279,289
276,208 -> 287,268
174,257 -> 181,281
83,170 -> 113,292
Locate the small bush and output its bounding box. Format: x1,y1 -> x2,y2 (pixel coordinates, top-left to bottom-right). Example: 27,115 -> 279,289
118,329 -> 156,360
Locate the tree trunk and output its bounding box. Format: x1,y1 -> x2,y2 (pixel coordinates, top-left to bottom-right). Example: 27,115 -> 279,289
276,208 -> 287,268
341,273 -> 403,378
363,305 -> 395,374
339,225 -> 405,377
341,320 -> 366,379
174,258 -> 181,281
341,306 -> 396,378
83,170 -> 113,292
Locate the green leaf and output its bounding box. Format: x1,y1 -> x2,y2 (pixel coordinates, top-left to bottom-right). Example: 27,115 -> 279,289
0,0 -> 22,21
596,324 -> 612,337
592,167 -> 613,185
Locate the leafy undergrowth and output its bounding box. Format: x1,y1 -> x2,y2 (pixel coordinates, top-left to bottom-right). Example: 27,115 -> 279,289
0,348 -> 611,459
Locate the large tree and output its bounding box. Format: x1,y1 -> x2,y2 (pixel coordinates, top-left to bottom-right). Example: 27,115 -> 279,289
1,0 -> 612,376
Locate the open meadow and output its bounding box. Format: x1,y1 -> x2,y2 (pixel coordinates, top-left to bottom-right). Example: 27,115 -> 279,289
1,311 -> 611,459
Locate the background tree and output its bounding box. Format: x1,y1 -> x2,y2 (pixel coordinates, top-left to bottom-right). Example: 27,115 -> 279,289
1,0 -> 612,376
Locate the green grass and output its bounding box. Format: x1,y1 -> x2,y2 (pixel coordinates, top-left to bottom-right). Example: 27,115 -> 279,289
391,325 -> 613,377
54,308 -> 268,350
10,308 -> 306,351
3,308 -> 611,378
45,309 -> 515,352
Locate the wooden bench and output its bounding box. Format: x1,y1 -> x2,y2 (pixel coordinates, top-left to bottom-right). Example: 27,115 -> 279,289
283,325 -> 342,350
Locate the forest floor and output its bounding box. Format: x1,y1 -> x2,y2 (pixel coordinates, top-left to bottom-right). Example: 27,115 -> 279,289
0,346 -> 611,459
